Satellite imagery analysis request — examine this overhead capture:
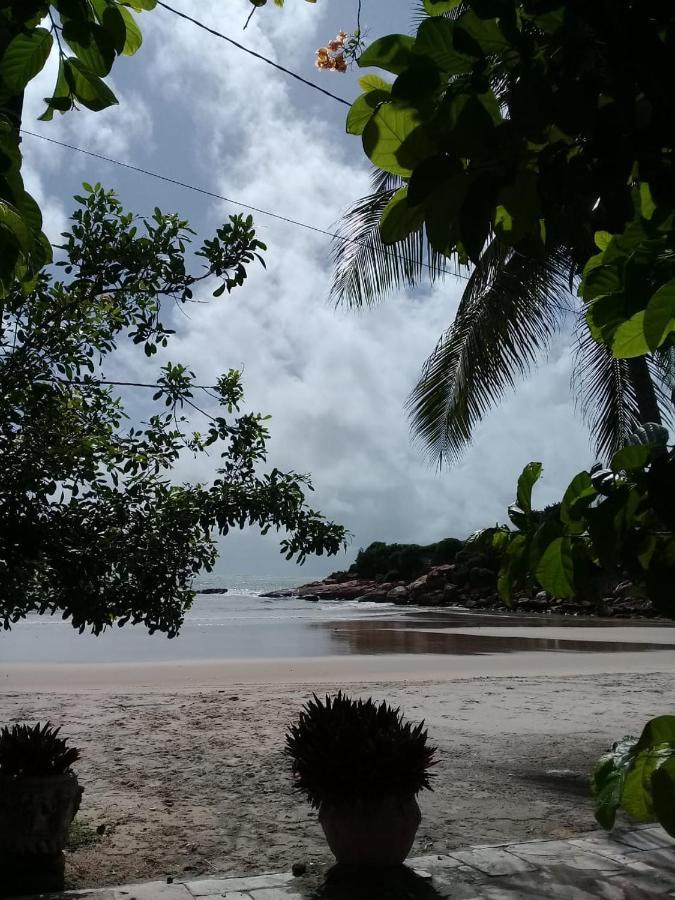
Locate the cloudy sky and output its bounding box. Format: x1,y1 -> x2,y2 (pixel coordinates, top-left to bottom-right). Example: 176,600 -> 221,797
22,0 -> 596,578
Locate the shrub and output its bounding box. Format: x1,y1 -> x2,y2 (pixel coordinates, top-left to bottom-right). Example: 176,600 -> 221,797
285,692 -> 436,808
0,723 -> 80,779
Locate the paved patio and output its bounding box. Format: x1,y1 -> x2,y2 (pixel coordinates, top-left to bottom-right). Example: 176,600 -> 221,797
17,825 -> 675,899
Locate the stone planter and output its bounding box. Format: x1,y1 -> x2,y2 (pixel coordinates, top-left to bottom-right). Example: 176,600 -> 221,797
319,795 -> 421,866
0,773 -> 83,895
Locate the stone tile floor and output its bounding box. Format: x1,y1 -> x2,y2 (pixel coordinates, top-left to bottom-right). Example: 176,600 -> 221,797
17,825 -> 675,900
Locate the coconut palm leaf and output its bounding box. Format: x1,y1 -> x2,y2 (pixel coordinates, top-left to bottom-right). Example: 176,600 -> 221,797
406,241 -> 573,465
329,169 -> 449,309
571,326 -> 642,459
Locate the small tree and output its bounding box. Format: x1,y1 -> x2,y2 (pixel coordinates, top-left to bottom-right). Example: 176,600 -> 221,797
0,185 -> 346,636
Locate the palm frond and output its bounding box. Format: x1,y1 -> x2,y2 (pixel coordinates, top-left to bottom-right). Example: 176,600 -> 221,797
573,329 -> 675,460
572,325 -> 641,460
329,171 -> 449,309
407,241 -> 572,465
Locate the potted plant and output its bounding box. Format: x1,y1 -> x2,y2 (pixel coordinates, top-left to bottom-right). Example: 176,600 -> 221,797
286,692 -> 436,866
0,722 -> 83,896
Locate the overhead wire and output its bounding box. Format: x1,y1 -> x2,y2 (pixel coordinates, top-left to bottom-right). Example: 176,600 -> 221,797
154,1 -> 351,107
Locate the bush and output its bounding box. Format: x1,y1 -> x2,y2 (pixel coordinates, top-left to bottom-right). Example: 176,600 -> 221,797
353,537 -> 464,580
0,723 -> 80,779
285,692 -> 436,808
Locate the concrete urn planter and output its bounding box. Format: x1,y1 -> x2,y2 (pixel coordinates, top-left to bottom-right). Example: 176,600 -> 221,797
0,773 -> 83,895
319,795 -> 421,866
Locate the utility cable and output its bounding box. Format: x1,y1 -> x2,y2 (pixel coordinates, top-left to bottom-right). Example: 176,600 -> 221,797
20,130 -> 578,315
155,1 -> 351,107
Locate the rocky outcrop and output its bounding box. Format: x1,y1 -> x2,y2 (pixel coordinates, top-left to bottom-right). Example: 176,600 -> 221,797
272,567 -> 657,619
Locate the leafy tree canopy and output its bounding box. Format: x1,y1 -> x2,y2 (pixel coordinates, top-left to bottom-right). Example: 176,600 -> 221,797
0,186 -> 346,636
0,1 -> 159,294
350,1 -> 675,360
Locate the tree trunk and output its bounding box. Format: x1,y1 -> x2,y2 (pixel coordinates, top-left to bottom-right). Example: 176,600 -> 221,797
627,356 -> 662,425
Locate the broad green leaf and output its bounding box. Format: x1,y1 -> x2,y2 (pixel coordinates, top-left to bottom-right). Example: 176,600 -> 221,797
62,20 -> 116,76
610,444 -> 653,473
0,199 -> 33,254
120,0 -> 157,9
358,34 -> 416,75
652,758 -> 675,837
622,748 -> 675,822
379,186 -> 425,244
535,536 -> 574,598
0,28 -> 53,92
594,231 -> 613,251
516,461 -> 542,515
65,59 -> 118,112
639,182 -> 656,220
644,279 -> 675,351
415,18 -> 475,74
592,736 -> 638,830
454,10 -> 509,55
460,174 -> 496,263
635,716 -> 675,752
346,89 -> 390,136
362,103 -> 434,177
611,310 -> 650,359
560,471 -> 597,526
358,74 -> 392,93
423,0 -> 462,15
119,7 -> 143,55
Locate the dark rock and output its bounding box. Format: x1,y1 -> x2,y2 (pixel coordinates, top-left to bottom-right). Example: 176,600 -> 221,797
96,824 -> 106,835
443,584 -> 459,603
387,585 -> 409,603
166,876 -> 174,884
197,588 -> 228,595
468,567 -> 495,589
260,589 -> 295,598
292,862 -> 307,877
462,599 -> 478,609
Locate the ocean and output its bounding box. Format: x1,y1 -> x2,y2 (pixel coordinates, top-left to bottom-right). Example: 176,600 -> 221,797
0,575 -> 406,664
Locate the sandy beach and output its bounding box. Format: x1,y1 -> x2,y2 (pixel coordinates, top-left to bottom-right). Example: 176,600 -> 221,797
2,634 -> 674,889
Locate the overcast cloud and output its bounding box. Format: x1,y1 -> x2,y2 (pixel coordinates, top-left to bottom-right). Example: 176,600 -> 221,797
22,0 -> 595,577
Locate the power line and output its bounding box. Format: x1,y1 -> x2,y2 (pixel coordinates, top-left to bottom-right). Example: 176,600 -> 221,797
20,129 -> 456,280
155,1 -> 351,108
20,131 -> 578,316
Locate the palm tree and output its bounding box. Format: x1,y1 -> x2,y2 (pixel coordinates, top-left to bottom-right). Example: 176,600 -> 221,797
330,169 -> 674,465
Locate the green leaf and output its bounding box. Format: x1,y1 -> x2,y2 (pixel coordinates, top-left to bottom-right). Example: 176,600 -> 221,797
635,716 -> 675,752
0,199 -> 33,254
644,279 -> 675,352
611,311 -> 650,359
560,471 -> 597,526
379,186 -> 425,244
346,89 -> 390,136
454,10 -> 509,55
362,103 -> 434,177
535,536 -> 575,598
610,444 -> 653,473
423,0 -> 462,15
460,174 -> 497,263
118,6 -> 143,55
357,34 -> 416,75
415,18 -> 475,74
65,58 -> 118,111
62,20 -> 116,76
622,749 -> 674,822
0,27 -> 53,92
358,74 -> 391,93
652,758 -> 675,837
516,461 -> 542,515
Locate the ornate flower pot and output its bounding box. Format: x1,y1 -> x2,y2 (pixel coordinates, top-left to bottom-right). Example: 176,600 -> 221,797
319,795 -> 421,866
0,773 -> 83,895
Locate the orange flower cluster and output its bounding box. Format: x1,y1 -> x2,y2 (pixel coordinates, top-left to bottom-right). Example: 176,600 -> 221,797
315,31 -> 348,73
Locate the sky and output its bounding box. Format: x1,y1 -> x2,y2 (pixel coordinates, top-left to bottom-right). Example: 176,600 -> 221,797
21,0 -> 597,578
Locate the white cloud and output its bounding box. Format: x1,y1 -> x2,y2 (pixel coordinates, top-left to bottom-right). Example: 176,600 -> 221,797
18,0 -> 595,576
